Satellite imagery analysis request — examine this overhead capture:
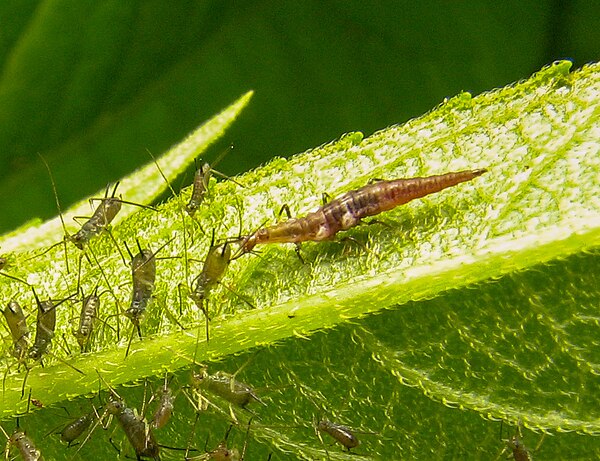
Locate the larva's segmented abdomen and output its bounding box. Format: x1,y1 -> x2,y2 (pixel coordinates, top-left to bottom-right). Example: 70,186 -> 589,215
240,168 -> 486,253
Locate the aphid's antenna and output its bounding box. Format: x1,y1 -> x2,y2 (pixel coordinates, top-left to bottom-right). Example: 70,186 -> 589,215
0,271 -> 30,286
88,181 -> 157,212
203,145 -> 245,188
37,153 -> 72,271
210,144 -> 234,169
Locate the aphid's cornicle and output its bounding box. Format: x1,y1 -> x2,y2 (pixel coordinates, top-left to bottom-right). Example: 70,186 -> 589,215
239,169 -> 487,254
317,419 -> 359,451
2,300 -> 30,362
106,398 -> 160,460
73,287 -> 100,352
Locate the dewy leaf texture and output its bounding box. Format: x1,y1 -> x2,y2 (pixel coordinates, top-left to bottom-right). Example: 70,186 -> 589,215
0,61 -> 599,459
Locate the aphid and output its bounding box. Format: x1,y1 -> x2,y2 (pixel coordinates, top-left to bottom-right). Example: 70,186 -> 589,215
189,233 -> 232,342
186,146 -> 238,217
60,409 -> 97,446
498,421 -> 545,461
28,288 -> 79,361
238,169 -> 487,255
124,241 -> 157,339
2,300 -> 30,362
73,286 -> 101,352
106,397 -> 160,461
186,162 -> 212,217
123,238 -> 173,356
70,183 -> 123,250
191,366 -> 264,409
186,421 -> 251,461
504,434 -> 531,461
150,374 -> 175,430
1,425 -> 44,461
317,419 -> 359,451
39,155 -> 155,257
28,293 -> 57,362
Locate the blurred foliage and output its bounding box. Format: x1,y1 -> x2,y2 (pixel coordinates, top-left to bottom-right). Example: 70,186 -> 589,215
0,0 -> 598,233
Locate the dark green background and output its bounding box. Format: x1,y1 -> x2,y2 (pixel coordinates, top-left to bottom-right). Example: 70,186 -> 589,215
0,0 -> 597,234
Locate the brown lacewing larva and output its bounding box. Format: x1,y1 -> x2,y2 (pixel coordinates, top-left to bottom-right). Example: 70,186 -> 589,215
317,419 -> 359,451
2,300 -> 30,362
239,169 -> 487,254
106,397 -> 160,460
191,367 -> 264,409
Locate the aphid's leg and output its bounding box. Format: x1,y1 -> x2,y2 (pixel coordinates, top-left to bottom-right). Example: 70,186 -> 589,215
124,324 -> 140,359
108,438 -> 124,458
293,243 -> 305,264
337,235 -> 368,253
184,411 -> 200,459
532,431 -> 546,453
362,217 -> 392,229
314,420 -> 332,461
0,272 -> 30,286
278,204 -> 293,220
72,214 -> 93,225
20,367 -> 31,399
105,227 -> 127,266
220,283 -> 256,310
156,295 -> 185,333
47,352 -> 86,376
140,378 -> 150,419
87,246 -> 122,340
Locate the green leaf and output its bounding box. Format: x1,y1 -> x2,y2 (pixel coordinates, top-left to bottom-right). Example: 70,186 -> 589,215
1,61 -> 600,459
